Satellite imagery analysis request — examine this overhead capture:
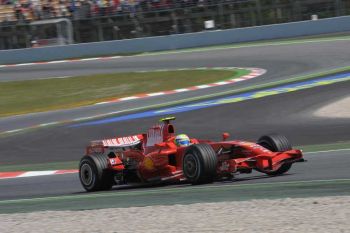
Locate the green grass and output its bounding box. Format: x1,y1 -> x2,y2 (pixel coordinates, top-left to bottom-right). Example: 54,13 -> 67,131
0,69 -> 248,117
1,67 -> 349,171
103,66 -> 350,120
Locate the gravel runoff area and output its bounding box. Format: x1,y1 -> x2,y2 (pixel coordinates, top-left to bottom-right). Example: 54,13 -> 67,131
1,196 -> 350,233
315,96 -> 350,118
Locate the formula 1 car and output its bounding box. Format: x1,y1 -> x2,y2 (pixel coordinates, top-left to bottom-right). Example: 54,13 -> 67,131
79,117 -> 304,192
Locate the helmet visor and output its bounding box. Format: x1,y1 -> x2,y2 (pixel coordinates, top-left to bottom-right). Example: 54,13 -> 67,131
176,139 -> 190,146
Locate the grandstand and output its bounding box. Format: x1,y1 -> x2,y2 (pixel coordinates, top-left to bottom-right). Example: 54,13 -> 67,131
0,0 -> 197,23
0,0 -> 349,49
0,4 -> 13,22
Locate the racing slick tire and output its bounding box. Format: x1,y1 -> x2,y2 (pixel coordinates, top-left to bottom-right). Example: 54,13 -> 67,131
183,144 -> 218,185
79,154 -> 114,192
257,134 -> 293,176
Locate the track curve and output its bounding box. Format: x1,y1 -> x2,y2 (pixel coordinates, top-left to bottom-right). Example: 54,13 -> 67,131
1,38 -> 350,82
1,78 -> 349,164
1,39 -> 350,134
0,38 -> 350,203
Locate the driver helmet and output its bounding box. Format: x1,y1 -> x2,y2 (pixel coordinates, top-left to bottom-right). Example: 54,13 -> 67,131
175,134 -> 191,147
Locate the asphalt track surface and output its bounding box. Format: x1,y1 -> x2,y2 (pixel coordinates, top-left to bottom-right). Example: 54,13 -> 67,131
0,79 -> 349,165
1,38 -> 350,82
1,38 -> 350,133
0,38 -> 350,204
0,150 -> 349,205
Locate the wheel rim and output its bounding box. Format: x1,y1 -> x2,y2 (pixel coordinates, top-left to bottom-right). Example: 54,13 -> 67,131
80,163 -> 94,186
184,154 -> 198,179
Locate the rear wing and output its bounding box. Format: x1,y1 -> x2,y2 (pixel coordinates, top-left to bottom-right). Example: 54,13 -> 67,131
87,135 -> 144,154
90,135 -> 143,148
102,135 -> 143,147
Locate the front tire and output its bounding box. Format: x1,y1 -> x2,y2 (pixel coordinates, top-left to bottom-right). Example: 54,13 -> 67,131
257,134 -> 293,175
79,154 -> 114,192
183,144 -> 218,184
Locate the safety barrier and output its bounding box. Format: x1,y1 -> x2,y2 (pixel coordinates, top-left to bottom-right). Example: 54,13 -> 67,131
1,16 -> 350,65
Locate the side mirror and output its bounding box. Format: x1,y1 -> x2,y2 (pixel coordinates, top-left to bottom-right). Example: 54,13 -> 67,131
222,133 -> 230,141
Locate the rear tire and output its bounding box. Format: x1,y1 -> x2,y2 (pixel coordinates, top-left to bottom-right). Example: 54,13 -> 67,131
183,144 -> 218,184
79,154 -> 114,192
257,134 -> 292,175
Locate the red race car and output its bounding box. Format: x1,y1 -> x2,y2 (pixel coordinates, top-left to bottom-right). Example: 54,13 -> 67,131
79,117 -> 304,192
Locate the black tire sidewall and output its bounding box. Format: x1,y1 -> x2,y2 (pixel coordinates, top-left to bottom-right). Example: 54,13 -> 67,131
183,144 -> 217,184
258,134 -> 292,152
183,152 -> 201,182
79,154 -> 114,191
79,156 -> 99,191
257,134 -> 293,175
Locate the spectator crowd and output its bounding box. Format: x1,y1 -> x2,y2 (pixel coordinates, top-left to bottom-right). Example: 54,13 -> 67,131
0,0 -> 222,23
